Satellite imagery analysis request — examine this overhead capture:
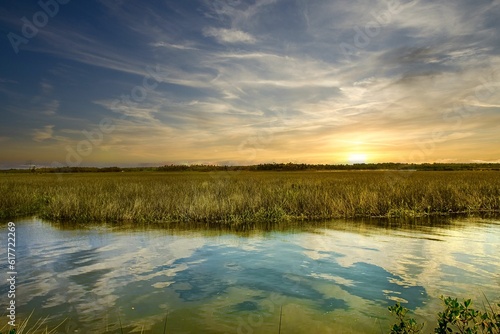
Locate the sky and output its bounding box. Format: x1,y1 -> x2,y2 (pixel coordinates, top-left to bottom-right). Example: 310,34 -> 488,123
0,0 -> 499,168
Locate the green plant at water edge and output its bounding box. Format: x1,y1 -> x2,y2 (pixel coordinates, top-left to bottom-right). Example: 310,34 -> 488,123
388,303 -> 423,334
388,297 -> 500,334
435,297 -> 500,334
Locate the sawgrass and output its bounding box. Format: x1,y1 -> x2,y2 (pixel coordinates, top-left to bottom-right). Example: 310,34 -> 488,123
1,171 -> 499,224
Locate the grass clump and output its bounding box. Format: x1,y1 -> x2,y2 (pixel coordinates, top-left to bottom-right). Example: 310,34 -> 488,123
0,311 -> 66,334
1,171 -> 499,224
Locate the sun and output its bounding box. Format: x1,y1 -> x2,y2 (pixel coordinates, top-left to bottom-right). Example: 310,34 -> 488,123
348,153 -> 367,164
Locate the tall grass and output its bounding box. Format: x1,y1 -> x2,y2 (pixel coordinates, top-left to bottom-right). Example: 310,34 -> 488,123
0,311 -> 66,334
1,171 -> 499,224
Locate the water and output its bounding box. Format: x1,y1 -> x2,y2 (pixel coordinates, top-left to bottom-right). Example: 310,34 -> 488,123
0,217 -> 499,333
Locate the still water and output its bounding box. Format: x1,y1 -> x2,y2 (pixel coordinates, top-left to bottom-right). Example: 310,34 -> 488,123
1,217 -> 499,333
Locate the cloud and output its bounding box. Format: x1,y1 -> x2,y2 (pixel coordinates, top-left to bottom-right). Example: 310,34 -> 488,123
2,0 -> 500,165
40,81 -> 53,94
0,78 -> 18,84
42,100 -> 60,116
203,27 -> 256,44
150,42 -> 199,50
33,125 -> 55,142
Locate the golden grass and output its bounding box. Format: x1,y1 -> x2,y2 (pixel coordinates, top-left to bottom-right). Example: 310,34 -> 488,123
1,171 -> 499,224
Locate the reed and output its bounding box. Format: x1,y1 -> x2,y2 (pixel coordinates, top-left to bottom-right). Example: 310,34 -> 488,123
0,311 -> 66,334
1,171 -> 499,224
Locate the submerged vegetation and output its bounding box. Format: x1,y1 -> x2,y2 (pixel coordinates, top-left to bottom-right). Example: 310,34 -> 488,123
1,171 -> 499,224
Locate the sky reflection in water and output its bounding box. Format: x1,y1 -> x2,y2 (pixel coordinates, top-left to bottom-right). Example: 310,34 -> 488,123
0,217 -> 499,333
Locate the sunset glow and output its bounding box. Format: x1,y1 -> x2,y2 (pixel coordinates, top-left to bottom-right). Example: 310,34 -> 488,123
1,1 -> 499,168
348,153 -> 367,164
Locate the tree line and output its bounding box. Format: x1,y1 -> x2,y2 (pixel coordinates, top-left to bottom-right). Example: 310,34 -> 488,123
2,162 -> 500,173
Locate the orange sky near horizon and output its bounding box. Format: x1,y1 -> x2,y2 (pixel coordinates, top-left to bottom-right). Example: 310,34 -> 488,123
1,1 -> 499,168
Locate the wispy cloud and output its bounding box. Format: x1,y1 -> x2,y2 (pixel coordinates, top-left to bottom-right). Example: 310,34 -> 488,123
1,0 -> 499,165
33,125 -> 55,142
42,100 -> 59,116
40,81 -> 53,94
150,42 -> 199,50
203,27 -> 256,44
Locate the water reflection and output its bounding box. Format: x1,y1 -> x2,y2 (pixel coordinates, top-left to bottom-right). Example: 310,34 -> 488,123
0,216 -> 498,333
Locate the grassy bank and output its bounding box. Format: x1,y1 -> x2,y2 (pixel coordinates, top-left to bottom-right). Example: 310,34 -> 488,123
1,171 -> 499,224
